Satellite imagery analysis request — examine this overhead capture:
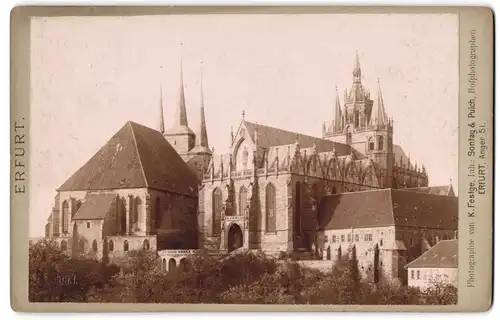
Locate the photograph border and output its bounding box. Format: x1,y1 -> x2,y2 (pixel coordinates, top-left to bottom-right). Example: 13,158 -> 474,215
10,5 -> 494,312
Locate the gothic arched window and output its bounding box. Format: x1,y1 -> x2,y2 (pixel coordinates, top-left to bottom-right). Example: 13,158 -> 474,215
120,197 -> 127,234
294,182 -> 301,235
133,197 -> 141,226
368,137 -> 375,151
92,239 -> 98,252
265,183 -> 276,233
123,240 -> 129,252
62,201 -> 69,234
238,186 -> 247,216
378,136 -> 384,151
143,239 -> 150,251
108,240 -> 114,252
75,200 -> 82,217
212,188 -> 222,236
155,196 -> 161,229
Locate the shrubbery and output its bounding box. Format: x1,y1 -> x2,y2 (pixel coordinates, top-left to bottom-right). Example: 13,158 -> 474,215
29,241 -> 457,305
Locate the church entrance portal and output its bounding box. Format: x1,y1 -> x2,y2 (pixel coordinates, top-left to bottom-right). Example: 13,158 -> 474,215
227,224 -> 243,253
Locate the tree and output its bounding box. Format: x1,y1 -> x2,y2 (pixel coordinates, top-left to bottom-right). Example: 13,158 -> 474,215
29,239 -> 119,302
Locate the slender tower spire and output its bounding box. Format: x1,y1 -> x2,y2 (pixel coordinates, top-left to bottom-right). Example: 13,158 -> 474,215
159,85 -> 165,134
333,85 -> 342,132
353,50 -> 361,84
369,78 -> 388,127
177,58 -> 189,127
195,64 -> 209,149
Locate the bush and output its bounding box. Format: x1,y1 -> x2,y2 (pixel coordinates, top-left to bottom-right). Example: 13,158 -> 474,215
28,242 -> 458,305
28,239 -> 119,302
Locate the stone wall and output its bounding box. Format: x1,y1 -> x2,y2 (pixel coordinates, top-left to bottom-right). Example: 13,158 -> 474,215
148,189 -> 198,250
106,235 -> 157,260
318,226 -> 398,281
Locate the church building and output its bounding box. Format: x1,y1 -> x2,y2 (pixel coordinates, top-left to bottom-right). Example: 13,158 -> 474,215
197,53 -> 433,257
43,53 -> 458,284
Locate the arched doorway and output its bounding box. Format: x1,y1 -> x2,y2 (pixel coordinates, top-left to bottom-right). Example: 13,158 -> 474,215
227,224 -> 243,253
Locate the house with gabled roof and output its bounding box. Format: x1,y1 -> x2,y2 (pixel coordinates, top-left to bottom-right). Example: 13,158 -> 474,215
317,189 -> 458,283
405,239 -> 458,289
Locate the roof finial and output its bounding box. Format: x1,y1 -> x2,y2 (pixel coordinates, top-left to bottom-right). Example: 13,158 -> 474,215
242,110 -> 245,120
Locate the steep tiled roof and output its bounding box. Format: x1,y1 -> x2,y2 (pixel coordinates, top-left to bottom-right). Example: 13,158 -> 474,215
243,121 -> 352,156
319,189 -> 395,229
73,193 -> 117,220
319,189 -> 458,230
58,121 -> 199,196
405,185 -> 455,197
405,239 -> 458,269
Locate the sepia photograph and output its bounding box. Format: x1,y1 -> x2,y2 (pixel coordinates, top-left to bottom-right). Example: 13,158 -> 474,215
27,12 -> 459,305
10,7 -> 493,311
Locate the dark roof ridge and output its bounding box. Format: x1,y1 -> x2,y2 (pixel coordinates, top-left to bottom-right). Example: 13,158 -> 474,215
324,188 -> 391,197
244,120 -> 330,143
394,187 -> 458,198
128,121 -> 149,188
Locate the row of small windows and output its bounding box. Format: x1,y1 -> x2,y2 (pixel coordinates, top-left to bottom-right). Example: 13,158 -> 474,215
331,233 -> 375,243
411,270 -> 446,281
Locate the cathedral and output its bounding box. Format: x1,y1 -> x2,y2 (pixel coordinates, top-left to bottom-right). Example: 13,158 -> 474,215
43,53 -> 457,283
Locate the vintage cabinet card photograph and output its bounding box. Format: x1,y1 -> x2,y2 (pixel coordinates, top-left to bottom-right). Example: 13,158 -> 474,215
10,6 -> 494,312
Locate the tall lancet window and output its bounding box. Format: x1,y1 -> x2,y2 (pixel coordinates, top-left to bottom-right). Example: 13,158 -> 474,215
155,197 -> 161,229
265,183 -> 276,233
378,136 -> 384,151
355,110 -> 360,127
62,201 -> 69,234
133,197 -> 141,224
238,186 -> 248,216
212,188 -> 222,236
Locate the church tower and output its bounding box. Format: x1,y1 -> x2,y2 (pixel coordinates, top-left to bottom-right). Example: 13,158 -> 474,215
188,68 -> 213,179
323,52 -> 374,150
323,52 -> 395,187
365,78 -> 395,187
164,61 -> 196,160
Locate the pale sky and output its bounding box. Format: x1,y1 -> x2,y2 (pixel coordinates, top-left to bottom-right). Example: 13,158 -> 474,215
30,14 -> 459,236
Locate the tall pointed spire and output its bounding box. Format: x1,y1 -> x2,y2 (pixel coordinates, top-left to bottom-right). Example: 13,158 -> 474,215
333,85 -> 342,132
159,85 -> 165,134
353,50 -> 361,83
369,78 -> 388,127
177,58 -> 189,127
195,64 -> 209,149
